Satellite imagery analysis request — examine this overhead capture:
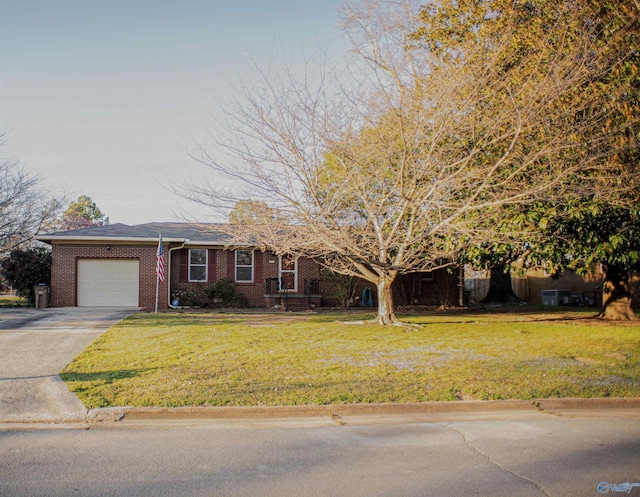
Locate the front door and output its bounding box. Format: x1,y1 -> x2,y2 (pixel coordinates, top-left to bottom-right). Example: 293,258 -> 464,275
278,255 -> 297,292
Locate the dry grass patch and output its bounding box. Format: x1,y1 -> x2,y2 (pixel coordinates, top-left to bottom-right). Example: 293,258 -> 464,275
0,294 -> 30,308
61,308 -> 640,408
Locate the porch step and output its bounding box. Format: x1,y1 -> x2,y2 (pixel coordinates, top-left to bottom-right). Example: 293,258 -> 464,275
283,298 -> 313,312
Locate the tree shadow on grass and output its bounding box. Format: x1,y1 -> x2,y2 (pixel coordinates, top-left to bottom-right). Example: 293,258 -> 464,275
60,368 -> 157,383
405,304 -> 613,323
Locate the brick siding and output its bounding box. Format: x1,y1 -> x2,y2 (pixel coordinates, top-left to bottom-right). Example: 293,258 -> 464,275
50,242 -> 461,311
50,243 -> 165,310
169,248 -> 323,308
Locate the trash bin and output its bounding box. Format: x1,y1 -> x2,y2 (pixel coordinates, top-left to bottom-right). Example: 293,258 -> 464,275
34,285 -> 50,308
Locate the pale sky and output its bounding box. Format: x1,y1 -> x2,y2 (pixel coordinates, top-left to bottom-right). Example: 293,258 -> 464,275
0,0 -> 344,225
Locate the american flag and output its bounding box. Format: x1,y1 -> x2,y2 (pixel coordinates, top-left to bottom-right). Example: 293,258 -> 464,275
156,235 -> 165,282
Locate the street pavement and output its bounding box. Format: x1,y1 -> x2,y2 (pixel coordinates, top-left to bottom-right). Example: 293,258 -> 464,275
0,307 -> 137,422
2,414 -> 640,497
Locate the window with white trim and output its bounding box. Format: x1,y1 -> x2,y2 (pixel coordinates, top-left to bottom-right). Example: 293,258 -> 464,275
189,249 -> 207,282
235,250 -> 253,282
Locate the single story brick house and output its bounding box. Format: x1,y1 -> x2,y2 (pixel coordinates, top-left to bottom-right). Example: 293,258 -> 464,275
36,222 -> 459,310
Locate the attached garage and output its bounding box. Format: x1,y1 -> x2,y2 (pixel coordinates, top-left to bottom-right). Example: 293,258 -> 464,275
77,259 -> 139,307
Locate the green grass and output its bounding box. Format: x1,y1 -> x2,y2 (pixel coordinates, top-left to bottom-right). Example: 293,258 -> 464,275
60,308 -> 640,408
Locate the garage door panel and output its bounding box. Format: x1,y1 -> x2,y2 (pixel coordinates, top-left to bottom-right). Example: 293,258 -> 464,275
78,260 -> 139,307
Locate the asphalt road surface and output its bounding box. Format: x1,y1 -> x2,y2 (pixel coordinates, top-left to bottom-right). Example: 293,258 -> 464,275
2,414 -> 639,497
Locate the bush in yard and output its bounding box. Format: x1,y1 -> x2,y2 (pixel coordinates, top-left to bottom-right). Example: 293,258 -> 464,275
171,280 -> 248,308
322,270 -> 358,308
171,286 -> 209,308
0,247 -> 51,304
206,278 -> 247,308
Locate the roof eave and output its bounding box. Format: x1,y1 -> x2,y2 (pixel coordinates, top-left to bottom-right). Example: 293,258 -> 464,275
35,235 -> 252,247
35,235 -> 187,244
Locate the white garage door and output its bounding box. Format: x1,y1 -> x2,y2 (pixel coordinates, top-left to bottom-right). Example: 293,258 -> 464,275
77,259 -> 139,307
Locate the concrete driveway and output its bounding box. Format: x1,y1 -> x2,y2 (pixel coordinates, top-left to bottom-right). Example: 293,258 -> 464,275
0,307 -> 136,422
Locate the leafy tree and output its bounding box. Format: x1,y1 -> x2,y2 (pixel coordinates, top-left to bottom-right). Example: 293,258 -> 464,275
0,135 -> 62,253
55,195 -> 109,230
229,200 -> 274,225
0,247 -> 51,304
458,0 -> 640,316
187,0 -> 636,325
527,1 -> 639,320
526,203 -> 640,320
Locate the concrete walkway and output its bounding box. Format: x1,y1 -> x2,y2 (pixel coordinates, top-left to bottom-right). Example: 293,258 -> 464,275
0,307 -> 136,422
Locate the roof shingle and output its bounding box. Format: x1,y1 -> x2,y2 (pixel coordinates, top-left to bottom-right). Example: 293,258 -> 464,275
37,222 -> 236,245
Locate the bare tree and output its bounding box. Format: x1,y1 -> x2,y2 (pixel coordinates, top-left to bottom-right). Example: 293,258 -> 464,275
0,136 -> 62,253
186,0 -> 638,325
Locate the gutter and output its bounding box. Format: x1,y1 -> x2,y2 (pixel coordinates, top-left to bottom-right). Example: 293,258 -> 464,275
35,235 -> 188,244
168,240 -> 187,309
35,236 -> 246,248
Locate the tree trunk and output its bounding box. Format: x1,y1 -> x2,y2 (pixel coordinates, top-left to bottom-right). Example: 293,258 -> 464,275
481,266 -> 519,304
598,265 -> 638,320
376,274 -> 400,325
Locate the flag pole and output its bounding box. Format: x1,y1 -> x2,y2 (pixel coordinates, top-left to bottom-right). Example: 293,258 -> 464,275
155,272 -> 159,314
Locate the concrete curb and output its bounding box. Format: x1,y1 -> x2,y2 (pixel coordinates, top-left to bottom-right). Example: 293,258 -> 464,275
87,397 -> 640,422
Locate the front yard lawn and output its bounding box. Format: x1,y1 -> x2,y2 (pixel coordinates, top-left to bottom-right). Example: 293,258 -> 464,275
61,308 -> 640,408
